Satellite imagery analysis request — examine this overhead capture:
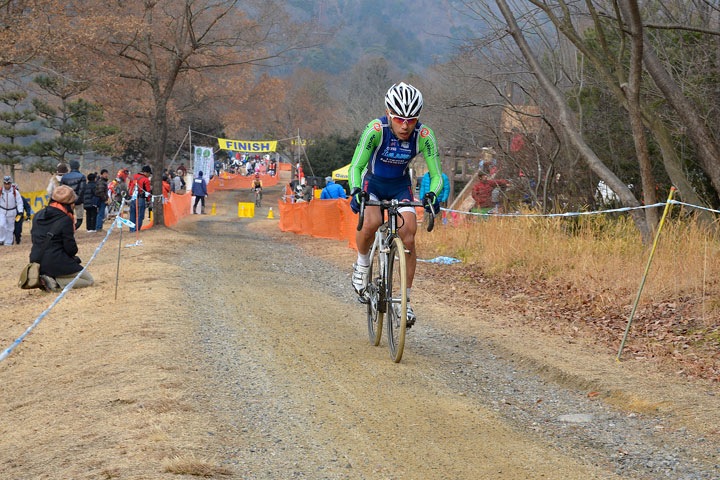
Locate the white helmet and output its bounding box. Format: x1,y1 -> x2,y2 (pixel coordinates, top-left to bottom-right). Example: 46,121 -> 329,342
384,82 -> 423,117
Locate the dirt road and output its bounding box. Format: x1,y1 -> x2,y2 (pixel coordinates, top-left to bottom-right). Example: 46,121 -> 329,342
1,185 -> 718,479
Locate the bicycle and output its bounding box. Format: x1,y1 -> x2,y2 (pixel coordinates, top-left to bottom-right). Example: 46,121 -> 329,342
254,188 -> 262,207
357,196 -> 436,362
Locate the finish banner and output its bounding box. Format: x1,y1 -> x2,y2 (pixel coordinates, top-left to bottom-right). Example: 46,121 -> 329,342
218,138 -> 277,152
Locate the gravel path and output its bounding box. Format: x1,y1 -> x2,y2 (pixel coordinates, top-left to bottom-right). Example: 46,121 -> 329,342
173,195 -> 719,479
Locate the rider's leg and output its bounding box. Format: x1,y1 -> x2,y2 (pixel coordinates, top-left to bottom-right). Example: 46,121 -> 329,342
355,206 -> 382,259
398,210 -> 419,327
352,206 -> 382,294
398,210 -> 418,288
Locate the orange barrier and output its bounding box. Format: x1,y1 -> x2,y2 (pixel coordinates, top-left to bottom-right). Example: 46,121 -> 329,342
278,198 -> 358,250
163,191 -> 191,226
278,163 -> 292,171
207,173 -> 279,193
278,199 -> 429,251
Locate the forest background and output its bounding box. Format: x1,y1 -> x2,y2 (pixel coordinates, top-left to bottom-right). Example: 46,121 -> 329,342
1,1 -> 719,380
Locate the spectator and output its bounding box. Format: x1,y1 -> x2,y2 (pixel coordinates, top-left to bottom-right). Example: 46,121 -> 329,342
47,162 -> 69,199
191,171 -> 208,214
61,160 -> 87,230
128,165 -> 152,232
108,169 -> 129,209
83,172 -> 101,232
1,175 -> 24,245
419,171 -> 450,205
161,174 -> 171,200
14,195 -> 33,244
170,171 -> 183,194
30,185 -> 94,292
471,173 -> 509,213
320,176 -> 347,199
95,169 -> 110,232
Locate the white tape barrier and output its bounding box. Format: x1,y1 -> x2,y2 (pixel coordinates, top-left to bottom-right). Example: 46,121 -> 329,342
1,200 -> 135,363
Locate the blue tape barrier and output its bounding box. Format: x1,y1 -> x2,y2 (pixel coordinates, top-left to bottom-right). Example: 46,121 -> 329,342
418,256 -> 462,264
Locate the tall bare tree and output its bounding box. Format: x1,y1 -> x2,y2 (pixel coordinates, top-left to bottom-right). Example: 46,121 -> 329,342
495,0 -> 651,242
616,0 -> 659,226
77,0 -> 316,225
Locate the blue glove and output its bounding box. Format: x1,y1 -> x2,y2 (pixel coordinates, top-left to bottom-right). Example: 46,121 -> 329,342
423,192 -> 439,214
349,187 -> 364,214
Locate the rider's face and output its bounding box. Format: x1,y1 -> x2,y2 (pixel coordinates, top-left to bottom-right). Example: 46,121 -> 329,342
387,110 -> 416,141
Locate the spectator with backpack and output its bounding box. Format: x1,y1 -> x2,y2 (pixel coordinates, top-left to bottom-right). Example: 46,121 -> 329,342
30,185 -> 94,292
1,175 -> 24,245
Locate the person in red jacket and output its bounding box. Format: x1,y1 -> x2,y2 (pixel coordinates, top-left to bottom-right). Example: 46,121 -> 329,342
472,174 -> 509,212
128,165 -> 153,232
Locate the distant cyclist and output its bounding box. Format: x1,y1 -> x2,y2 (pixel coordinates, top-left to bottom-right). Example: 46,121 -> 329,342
252,173 -> 263,205
348,82 -> 443,328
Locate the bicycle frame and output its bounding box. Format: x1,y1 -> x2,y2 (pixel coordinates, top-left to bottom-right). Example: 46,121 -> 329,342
358,197 -> 435,362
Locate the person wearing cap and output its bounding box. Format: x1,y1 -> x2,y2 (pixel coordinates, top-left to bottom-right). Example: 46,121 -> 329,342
29,185 -> 94,292
128,165 -> 153,231
191,171 -> 208,214
320,176 -> 347,200
1,175 -> 24,245
47,162 -> 69,199
60,160 -> 87,230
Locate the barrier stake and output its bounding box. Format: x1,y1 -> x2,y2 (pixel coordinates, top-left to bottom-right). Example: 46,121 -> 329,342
617,187 -> 676,361
115,218 -> 123,301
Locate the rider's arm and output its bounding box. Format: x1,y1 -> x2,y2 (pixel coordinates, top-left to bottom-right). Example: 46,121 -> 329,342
417,125 -> 443,198
348,119 -> 382,191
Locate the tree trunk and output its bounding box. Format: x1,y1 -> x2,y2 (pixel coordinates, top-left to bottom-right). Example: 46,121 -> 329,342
150,98 -> 170,228
618,0 -> 659,228
496,0 -> 652,243
641,19 -> 720,199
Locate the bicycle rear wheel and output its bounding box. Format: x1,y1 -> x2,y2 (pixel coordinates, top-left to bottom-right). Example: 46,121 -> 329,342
386,236 -> 407,362
366,242 -> 383,346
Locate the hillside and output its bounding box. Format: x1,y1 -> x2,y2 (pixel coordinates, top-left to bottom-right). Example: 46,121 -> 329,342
285,0 -> 480,74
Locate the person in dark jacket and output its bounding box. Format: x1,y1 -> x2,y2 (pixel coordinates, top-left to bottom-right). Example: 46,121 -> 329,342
95,169 -> 110,231
61,159 -> 87,230
191,171 -> 209,214
83,172 -> 100,232
30,185 -> 94,292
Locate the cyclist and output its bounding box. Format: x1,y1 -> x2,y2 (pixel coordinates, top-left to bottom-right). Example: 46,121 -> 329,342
349,82 -> 443,328
251,173 -> 263,204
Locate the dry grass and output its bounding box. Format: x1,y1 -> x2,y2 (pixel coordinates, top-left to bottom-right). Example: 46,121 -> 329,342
2,169 -> 53,192
418,213 -> 720,380
162,454 -> 234,477
419,214 -> 720,327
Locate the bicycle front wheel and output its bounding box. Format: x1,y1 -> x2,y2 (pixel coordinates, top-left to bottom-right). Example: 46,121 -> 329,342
366,241 -> 383,346
386,236 -> 408,362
